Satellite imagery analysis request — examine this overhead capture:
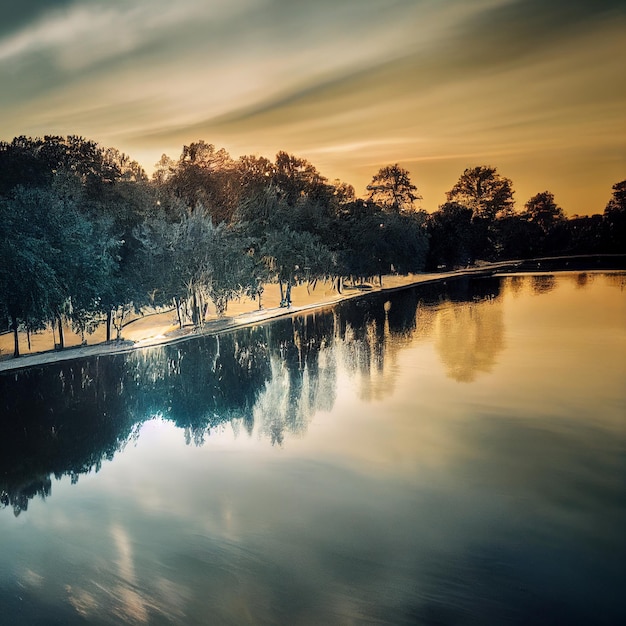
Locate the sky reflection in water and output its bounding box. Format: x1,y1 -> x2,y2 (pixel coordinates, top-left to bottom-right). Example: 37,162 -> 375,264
1,272 -> 624,625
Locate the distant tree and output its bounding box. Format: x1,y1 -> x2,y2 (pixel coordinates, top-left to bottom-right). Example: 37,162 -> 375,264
344,209 -> 428,284
603,180 -> 626,252
170,209 -> 220,326
235,184 -> 286,232
446,166 -> 515,220
272,151 -> 327,206
0,135 -> 144,200
0,191 -> 61,356
235,155 -> 275,202
426,202 -> 475,269
563,214 -> 606,254
492,214 -> 542,260
522,191 -> 565,235
366,164 -> 421,213
152,153 -> 177,186
331,180 -> 356,205
0,136 -> 50,194
605,180 -> 626,215
207,230 -> 259,316
138,207 -> 262,325
153,141 -> 238,224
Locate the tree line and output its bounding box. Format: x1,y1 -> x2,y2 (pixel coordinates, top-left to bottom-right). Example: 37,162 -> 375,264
0,135 -> 624,357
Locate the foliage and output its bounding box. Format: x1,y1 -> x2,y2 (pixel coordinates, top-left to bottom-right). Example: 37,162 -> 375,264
0,184 -> 119,354
1,134 -> 623,359
152,140 -> 238,224
344,209 -> 428,280
426,202 -> 475,269
603,180 -> 626,252
446,166 -> 515,220
262,227 -> 334,305
366,164 -> 421,213
523,191 -> 565,235
0,135 -> 145,198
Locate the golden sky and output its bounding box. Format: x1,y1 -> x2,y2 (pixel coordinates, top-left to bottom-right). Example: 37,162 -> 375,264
1,0 -> 624,215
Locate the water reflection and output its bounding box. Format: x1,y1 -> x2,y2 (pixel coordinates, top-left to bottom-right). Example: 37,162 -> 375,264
531,273 -> 557,294
0,273 -> 613,516
1,272 -> 625,626
434,299 -> 505,382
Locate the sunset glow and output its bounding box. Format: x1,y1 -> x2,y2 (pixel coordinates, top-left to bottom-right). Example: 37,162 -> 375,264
1,0 -> 624,214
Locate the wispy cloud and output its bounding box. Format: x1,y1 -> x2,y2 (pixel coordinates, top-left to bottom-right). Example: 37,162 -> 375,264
0,0 -> 624,213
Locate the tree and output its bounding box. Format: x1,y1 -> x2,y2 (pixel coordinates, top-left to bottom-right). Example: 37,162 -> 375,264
446,166 -> 514,220
272,151 -> 327,206
522,191 -> 565,235
366,164 -> 421,213
235,155 -> 275,204
343,209 -> 428,284
262,227 -> 333,306
492,214 -> 542,260
605,180 -> 626,215
0,192 -> 61,356
0,185 -> 118,355
153,141 -> 238,224
169,209 -> 219,326
206,229 -> 259,316
426,202 -> 475,269
603,180 -> 626,252
0,135 -> 143,200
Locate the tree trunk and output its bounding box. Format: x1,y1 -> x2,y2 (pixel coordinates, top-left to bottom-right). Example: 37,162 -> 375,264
106,309 -> 112,342
116,306 -> 125,340
336,276 -> 342,294
192,290 -> 200,326
174,297 -> 184,329
11,315 -> 19,358
57,315 -> 65,350
285,280 -> 292,307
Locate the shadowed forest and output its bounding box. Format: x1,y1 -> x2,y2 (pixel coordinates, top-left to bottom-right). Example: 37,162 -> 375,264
1,135 -> 624,358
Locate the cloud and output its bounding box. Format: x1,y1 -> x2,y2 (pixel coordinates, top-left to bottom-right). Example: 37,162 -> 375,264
0,0 -> 623,213
0,0 -> 77,37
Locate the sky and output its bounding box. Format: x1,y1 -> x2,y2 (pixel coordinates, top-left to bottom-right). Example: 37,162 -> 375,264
1,0 -> 624,215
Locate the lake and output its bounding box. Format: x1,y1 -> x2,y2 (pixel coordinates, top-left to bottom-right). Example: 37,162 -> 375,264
1,272 -> 624,625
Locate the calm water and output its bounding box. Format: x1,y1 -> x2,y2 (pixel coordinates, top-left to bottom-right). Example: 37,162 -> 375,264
1,272 -> 625,625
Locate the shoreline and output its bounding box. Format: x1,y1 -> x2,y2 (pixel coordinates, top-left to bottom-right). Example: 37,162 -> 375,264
1,255 -> 624,374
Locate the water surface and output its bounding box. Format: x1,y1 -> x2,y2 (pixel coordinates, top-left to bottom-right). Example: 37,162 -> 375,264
1,272 -> 624,625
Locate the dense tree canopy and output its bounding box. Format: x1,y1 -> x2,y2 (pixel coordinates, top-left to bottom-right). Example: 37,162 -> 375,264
0,184 -> 118,355
0,134 -> 623,359
366,164 -> 421,213
446,166 -> 515,220
603,180 -> 626,252
523,191 -> 565,234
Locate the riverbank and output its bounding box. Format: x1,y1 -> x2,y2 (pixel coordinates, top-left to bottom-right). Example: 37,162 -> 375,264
1,254 -> 624,373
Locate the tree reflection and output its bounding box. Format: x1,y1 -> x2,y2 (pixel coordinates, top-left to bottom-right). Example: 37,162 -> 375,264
532,274 -> 556,294
0,355 -> 134,515
605,273 -> 626,291
505,275 -> 525,296
0,274 -> 563,513
434,299 -> 505,383
255,311 -> 337,444
575,272 -> 590,288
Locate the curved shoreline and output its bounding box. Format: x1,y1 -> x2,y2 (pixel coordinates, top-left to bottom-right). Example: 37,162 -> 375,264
1,255 -> 624,374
